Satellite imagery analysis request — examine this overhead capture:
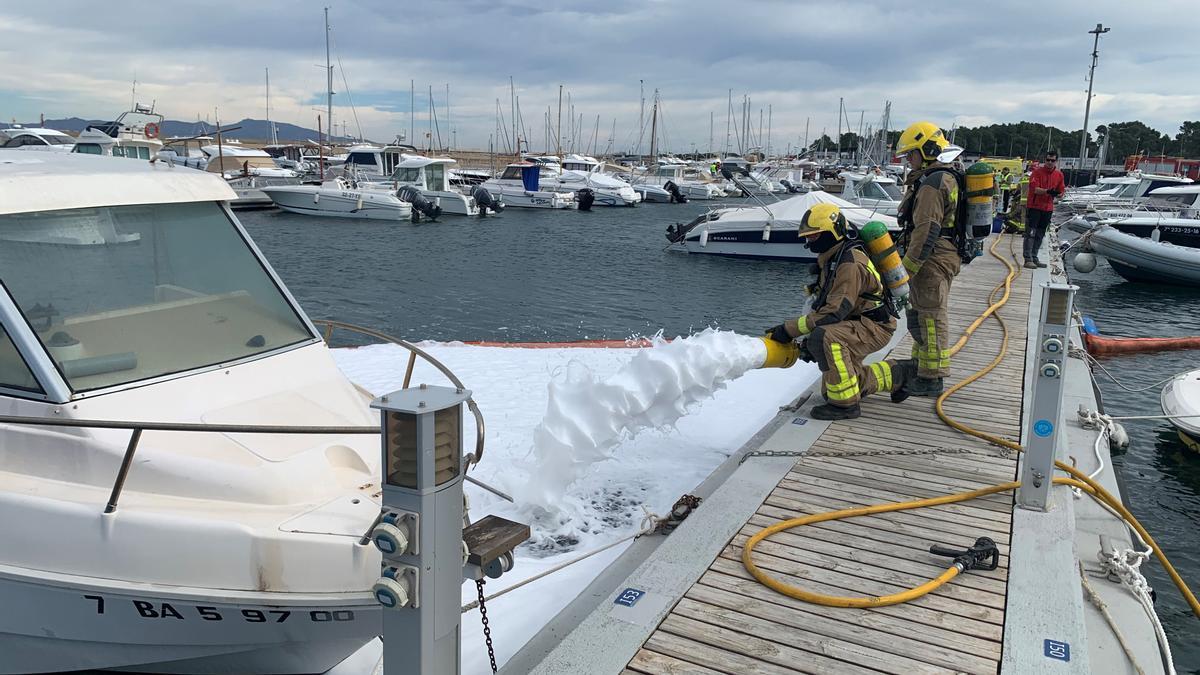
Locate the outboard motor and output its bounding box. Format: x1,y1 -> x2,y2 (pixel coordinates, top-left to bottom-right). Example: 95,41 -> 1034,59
664,180 -> 689,204
576,188 -> 595,211
781,179 -> 800,193
471,186 -> 505,217
720,167 -> 750,197
398,186 -> 442,222
666,212 -> 712,243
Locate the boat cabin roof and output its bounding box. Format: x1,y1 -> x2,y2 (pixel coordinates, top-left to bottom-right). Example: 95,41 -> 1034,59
396,156 -> 457,169
0,152 -> 236,215
839,170 -> 897,184
1149,185 -> 1200,195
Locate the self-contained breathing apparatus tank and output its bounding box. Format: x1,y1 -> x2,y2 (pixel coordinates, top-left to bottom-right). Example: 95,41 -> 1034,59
859,220 -> 911,308
470,186 -> 505,217
398,186 -> 443,222
963,162 -> 996,260
576,188 -> 595,211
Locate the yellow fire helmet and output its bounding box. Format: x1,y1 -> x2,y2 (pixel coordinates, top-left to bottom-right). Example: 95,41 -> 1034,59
896,121 -> 964,163
799,202 -> 848,240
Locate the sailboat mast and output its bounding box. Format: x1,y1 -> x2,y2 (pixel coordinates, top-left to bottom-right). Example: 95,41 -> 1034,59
648,91 -> 659,163
556,84 -> 563,160
324,7 -> 333,142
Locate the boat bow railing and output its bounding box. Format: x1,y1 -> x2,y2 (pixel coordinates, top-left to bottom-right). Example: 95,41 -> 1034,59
0,320 -> 489,514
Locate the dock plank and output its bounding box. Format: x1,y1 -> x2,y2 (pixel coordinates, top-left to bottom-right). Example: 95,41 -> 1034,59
628,235 -> 1031,674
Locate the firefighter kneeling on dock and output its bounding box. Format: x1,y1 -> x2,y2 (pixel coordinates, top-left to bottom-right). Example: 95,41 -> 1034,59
765,204 -> 914,421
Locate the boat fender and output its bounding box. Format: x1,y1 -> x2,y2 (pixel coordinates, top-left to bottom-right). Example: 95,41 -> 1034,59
1073,252 -> 1098,273
1109,423 -> 1130,451
1081,316 -> 1099,336
699,227 -> 709,248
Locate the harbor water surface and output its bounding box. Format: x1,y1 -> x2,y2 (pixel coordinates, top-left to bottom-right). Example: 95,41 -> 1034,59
239,202 -> 1200,672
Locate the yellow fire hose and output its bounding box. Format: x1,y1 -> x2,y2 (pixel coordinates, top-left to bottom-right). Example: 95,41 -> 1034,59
743,235 -> 1200,619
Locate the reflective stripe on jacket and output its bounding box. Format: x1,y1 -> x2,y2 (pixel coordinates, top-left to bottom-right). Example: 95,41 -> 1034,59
793,245 -> 884,336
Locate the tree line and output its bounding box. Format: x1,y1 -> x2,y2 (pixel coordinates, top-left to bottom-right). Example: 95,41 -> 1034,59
805,121 -> 1200,162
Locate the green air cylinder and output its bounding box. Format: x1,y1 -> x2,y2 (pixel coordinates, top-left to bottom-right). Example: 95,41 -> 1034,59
859,220 -> 909,305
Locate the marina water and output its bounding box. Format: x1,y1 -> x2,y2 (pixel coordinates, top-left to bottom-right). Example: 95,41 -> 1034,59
239,203 -> 1200,671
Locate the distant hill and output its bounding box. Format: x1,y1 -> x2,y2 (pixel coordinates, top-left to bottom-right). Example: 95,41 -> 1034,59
20,116 -> 362,144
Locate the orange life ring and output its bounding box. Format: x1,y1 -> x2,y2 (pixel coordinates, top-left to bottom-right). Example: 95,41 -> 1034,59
144,122 -> 160,139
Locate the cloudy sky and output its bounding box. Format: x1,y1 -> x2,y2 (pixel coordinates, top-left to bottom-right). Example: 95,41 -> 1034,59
1,1 -> 1195,152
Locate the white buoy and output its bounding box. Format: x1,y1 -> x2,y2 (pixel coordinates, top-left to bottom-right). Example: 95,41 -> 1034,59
1074,252 -> 1097,273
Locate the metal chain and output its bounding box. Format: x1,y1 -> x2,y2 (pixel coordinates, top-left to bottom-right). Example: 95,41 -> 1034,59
475,578 -> 498,674
739,445 -> 1000,465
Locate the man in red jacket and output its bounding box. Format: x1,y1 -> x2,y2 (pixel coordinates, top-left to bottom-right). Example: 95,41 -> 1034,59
1024,151 -> 1067,268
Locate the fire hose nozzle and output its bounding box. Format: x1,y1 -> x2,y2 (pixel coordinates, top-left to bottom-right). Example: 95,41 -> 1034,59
759,336 -> 800,369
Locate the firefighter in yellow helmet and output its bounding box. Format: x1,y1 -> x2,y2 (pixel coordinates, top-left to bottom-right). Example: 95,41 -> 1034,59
765,203 -> 914,420
894,121 -> 964,396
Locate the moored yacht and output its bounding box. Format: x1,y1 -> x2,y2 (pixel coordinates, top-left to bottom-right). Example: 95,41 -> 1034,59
837,170 -> 902,216
262,177 -> 415,221
0,126 -> 76,152
479,163 -> 575,209
0,152 -> 382,673
71,105 -> 165,161
550,154 -> 640,206
384,156 -> 480,216
666,190 -> 902,261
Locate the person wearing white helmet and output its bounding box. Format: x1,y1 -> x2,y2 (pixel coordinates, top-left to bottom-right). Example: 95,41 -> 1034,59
893,121 -> 965,397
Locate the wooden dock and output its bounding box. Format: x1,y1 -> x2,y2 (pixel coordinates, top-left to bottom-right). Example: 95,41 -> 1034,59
625,236 -> 1034,675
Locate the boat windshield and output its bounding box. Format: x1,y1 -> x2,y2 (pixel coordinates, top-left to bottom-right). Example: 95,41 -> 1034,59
392,167 -> 422,184
1111,183 -> 1139,199
0,202 -> 313,392
860,181 -> 901,200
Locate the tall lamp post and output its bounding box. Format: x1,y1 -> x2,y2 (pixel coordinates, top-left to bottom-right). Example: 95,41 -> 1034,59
1078,23 -> 1110,181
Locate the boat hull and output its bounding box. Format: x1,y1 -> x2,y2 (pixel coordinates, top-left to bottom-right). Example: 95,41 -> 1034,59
0,565 -> 377,674
262,186 -> 413,220
1161,370 -> 1200,451
682,227 -> 815,261
478,182 -> 574,208
1088,225 -> 1200,286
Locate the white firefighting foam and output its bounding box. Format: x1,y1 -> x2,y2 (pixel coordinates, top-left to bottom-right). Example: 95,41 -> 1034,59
521,329 -> 768,514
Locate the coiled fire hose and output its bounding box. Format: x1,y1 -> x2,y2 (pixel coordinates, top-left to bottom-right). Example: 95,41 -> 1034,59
743,235 -> 1200,620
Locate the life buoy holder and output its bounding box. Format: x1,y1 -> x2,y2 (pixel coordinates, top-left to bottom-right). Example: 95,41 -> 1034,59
144,122 -> 160,139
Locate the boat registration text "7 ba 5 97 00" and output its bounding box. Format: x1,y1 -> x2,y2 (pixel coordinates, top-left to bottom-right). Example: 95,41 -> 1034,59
82,594 -> 359,624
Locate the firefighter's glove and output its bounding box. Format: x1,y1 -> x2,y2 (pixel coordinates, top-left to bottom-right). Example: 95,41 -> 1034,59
765,324 -> 792,344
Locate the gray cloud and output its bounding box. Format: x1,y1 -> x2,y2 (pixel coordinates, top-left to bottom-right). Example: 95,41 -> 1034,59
1,0 -> 1195,151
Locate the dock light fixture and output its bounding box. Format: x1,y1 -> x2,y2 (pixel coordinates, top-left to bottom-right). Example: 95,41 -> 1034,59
1019,283 -> 1078,511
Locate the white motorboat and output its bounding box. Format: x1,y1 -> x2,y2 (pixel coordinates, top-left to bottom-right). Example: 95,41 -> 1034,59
1083,223 -> 1200,286
1091,184 -> 1200,221
524,155 -> 639,207
478,163 -> 575,209
72,105 -> 164,161
718,155 -> 774,196
262,177 -> 414,220
636,163 -> 724,201
1082,172 -> 1193,214
1162,369 -> 1200,451
197,145 -> 302,209
384,156 -> 480,216
0,126 -> 76,153
666,190 -> 902,261
341,143 -> 409,180
0,152 -> 383,673
836,170 -> 902,216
